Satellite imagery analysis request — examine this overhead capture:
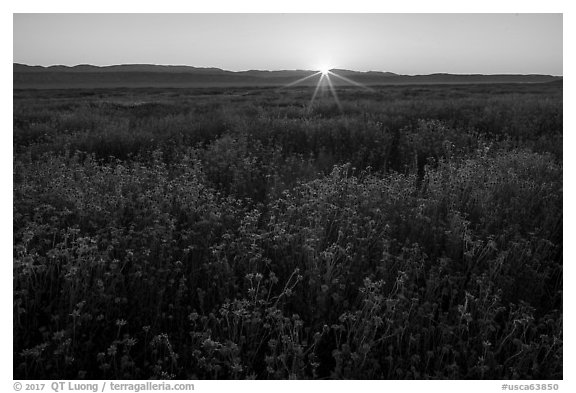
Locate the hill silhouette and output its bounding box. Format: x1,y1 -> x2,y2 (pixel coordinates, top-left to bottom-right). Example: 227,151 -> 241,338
13,63 -> 562,89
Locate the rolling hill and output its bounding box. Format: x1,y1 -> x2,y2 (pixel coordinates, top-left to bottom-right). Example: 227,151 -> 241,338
13,63 -> 562,89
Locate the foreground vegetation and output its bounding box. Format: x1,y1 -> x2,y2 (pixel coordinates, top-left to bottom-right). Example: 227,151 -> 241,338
14,83 -> 562,379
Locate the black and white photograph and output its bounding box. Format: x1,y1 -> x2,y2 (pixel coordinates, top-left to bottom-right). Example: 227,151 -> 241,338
10,5 -> 567,387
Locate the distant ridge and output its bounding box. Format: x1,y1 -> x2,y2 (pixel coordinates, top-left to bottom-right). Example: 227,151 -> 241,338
13,63 -> 229,74
13,63 -> 562,89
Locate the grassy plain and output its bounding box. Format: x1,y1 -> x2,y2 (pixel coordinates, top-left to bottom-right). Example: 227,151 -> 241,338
13,82 -> 562,379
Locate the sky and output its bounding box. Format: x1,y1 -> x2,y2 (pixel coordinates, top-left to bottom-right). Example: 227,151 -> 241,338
13,13 -> 563,75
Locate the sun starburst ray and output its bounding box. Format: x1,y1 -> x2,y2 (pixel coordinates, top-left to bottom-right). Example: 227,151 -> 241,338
309,73 -> 325,109
281,66 -> 375,112
328,71 -> 374,92
279,71 -> 322,89
324,73 -> 343,111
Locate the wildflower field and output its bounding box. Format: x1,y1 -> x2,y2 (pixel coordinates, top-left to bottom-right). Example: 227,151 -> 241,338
13,82 -> 562,379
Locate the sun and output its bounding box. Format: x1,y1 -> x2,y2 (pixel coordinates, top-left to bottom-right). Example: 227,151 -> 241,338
319,66 -> 331,75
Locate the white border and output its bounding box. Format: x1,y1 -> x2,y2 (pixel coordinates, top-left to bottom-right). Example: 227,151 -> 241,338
4,2 -> 572,390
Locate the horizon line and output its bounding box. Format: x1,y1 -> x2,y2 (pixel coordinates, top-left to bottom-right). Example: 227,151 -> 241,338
13,62 -> 563,78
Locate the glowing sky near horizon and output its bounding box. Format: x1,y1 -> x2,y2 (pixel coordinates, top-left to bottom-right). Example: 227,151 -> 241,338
13,13 -> 562,75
